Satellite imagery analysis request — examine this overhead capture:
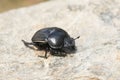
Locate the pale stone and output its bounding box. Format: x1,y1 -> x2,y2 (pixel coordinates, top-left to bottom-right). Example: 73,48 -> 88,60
0,0 -> 120,80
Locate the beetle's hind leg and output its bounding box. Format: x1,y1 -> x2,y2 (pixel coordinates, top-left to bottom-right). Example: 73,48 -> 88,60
22,40 -> 37,50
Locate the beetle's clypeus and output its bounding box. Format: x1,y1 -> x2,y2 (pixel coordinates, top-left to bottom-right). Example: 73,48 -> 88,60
22,27 -> 80,58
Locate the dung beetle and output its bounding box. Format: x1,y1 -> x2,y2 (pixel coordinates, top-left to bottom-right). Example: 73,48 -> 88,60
22,27 -> 80,58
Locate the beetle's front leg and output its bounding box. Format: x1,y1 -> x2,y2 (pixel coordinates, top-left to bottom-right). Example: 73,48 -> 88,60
60,53 -> 67,57
59,50 -> 67,57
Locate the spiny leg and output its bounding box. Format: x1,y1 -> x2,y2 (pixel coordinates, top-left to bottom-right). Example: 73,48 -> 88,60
49,48 -> 66,57
45,51 -> 47,59
22,40 -> 37,50
38,50 -> 48,59
61,53 -> 67,57
37,50 -> 47,59
56,50 -> 66,57
57,50 -> 67,57
44,47 -> 49,59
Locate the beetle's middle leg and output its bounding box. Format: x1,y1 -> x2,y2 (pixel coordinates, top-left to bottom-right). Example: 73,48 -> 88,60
44,47 -> 49,59
44,50 -> 48,59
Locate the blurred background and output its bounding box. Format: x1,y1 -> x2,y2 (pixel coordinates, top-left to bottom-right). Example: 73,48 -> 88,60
0,0 -> 48,13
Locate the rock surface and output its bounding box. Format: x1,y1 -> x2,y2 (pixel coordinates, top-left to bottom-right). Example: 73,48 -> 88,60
0,0 -> 120,80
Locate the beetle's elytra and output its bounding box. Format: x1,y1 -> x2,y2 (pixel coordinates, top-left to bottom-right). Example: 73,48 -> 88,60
22,27 -> 80,58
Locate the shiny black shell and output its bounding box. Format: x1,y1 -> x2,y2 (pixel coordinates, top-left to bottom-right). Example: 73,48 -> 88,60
32,27 -> 70,49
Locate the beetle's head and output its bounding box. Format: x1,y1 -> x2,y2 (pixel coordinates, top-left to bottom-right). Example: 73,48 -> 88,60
62,36 -> 80,53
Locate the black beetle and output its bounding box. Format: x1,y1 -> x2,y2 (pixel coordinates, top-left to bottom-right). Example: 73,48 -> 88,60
22,27 -> 80,58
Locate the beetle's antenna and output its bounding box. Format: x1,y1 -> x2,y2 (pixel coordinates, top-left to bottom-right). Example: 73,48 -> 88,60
74,36 -> 80,40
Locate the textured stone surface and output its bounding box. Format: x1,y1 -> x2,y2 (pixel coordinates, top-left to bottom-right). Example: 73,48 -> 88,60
0,0 -> 120,80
